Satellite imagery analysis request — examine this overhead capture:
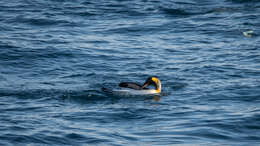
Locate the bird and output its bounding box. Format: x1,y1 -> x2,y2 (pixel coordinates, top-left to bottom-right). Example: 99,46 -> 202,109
102,77 -> 161,96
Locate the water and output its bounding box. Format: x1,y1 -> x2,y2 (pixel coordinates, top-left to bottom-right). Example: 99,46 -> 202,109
0,0 -> 260,145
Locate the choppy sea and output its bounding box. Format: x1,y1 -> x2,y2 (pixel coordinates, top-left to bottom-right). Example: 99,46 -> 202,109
0,0 -> 260,145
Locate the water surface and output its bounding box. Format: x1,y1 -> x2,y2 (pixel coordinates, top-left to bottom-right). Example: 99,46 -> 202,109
0,0 -> 260,145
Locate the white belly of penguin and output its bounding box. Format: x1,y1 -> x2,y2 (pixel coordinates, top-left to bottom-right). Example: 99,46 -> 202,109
111,89 -> 159,96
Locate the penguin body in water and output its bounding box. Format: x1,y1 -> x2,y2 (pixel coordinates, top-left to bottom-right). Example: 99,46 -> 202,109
102,77 -> 161,96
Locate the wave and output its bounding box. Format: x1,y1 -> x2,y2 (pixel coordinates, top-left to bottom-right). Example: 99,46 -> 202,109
160,7 -> 193,16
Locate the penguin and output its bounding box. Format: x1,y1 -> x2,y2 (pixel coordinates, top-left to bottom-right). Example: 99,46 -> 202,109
102,77 -> 161,96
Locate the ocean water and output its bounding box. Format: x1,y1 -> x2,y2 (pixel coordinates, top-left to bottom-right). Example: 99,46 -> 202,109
0,0 -> 260,145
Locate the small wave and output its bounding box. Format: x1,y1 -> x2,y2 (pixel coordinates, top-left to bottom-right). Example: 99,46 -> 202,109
10,15 -> 71,26
0,134 -> 48,145
207,7 -> 240,14
168,82 -> 188,90
0,88 -> 111,103
0,89 -> 62,99
77,11 -> 98,17
161,7 -> 192,16
228,0 -> 260,3
60,73 -> 96,79
0,43 -> 20,49
60,89 -> 110,103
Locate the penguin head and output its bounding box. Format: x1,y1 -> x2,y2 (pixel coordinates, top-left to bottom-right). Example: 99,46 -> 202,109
142,77 -> 161,93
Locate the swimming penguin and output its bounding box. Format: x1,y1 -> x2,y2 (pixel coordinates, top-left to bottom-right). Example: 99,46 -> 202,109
102,77 -> 161,96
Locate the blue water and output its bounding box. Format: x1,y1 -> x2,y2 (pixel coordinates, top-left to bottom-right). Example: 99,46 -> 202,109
1,0 -> 260,145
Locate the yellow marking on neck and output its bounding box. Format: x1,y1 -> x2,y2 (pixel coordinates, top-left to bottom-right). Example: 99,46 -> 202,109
151,77 -> 161,93
155,89 -> 160,93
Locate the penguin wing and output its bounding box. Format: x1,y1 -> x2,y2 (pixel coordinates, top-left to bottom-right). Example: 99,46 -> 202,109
119,82 -> 143,90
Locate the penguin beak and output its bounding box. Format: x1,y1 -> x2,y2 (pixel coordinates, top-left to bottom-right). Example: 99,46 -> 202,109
141,80 -> 151,89
141,82 -> 149,89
